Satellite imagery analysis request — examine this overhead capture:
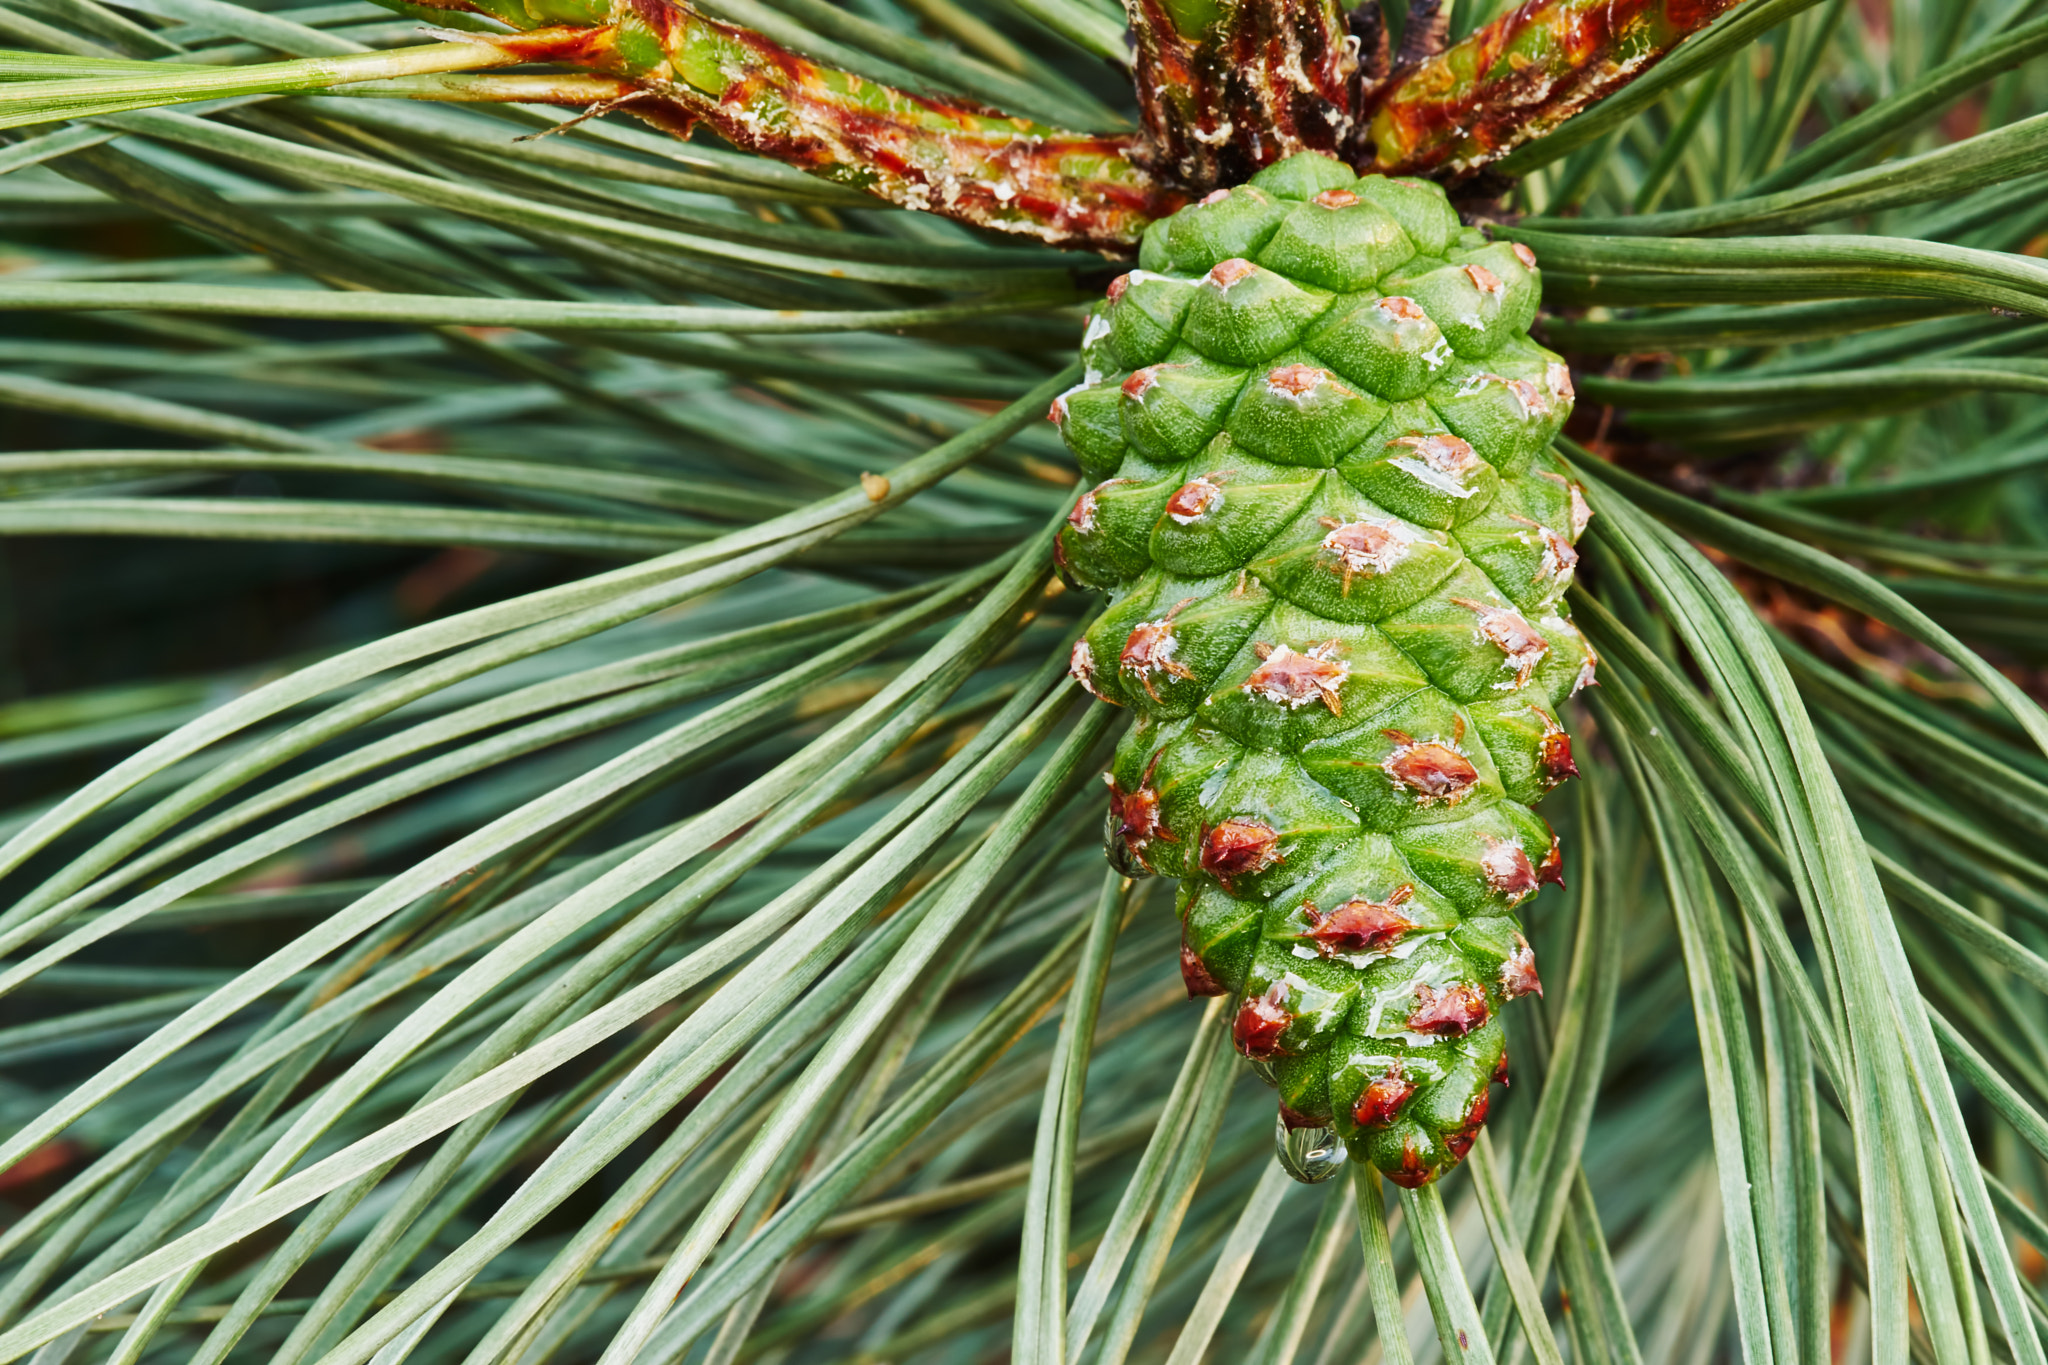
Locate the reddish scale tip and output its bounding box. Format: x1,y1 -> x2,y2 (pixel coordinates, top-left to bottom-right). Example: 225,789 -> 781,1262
1323,519 -> 1400,559
1406,981 -> 1490,1036
1504,376 -> 1550,416
1539,723 -> 1579,785
1066,486 -> 1100,533
1501,933 -> 1542,999
1492,1049 -> 1511,1087
1106,272 -> 1132,302
1443,1089 -> 1491,1160
1536,830 -> 1566,887
1454,598 -> 1549,686
1166,476 -> 1222,520
1548,361 -> 1577,404
1108,780 -> 1168,863
1472,600 -> 1546,656
1481,836 -> 1541,900
1068,640 -> 1100,697
1464,262 -> 1505,295
1572,642 -> 1601,697
1180,939 -> 1227,997
1301,887 -> 1417,955
1207,257 -> 1258,288
1233,983 -> 1292,1058
1200,188 -> 1233,206
1122,367 -> 1161,399
1046,397 -> 1066,424
1512,242 -> 1539,269
1320,520 -> 1408,591
1313,188 -> 1360,208
1541,526 -> 1580,579
1391,431 -> 1479,474
1388,1137 -> 1435,1188
1352,1068 -> 1416,1128
1384,736 -> 1479,805
1266,363 -> 1328,396
1242,645 -> 1348,715
1118,602 -> 1199,700
1201,819 -> 1283,887
1378,295 -> 1428,322
1120,618 -> 1191,681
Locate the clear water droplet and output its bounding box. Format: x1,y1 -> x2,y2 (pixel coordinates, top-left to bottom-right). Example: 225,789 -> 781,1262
1274,1115 -> 1346,1184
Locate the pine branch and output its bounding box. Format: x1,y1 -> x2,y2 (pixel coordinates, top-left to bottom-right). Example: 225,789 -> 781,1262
1118,0 -> 1360,190
0,0 -> 1755,249
1361,0 -> 1747,175
410,0 -> 1186,251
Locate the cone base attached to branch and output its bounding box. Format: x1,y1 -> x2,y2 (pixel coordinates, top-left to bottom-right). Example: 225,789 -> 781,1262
1121,0 -> 1360,192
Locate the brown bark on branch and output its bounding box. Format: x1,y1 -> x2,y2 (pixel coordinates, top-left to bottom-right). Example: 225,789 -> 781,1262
402,0 -> 1746,249
416,0 -> 1184,251
1119,0 -> 1359,191
1360,0 -> 1746,174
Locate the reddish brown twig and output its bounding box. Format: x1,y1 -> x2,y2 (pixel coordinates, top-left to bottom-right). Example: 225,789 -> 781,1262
413,0 -> 1184,252
1360,0 -> 1745,175
401,0 -> 1744,250
1120,0 -> 1360,190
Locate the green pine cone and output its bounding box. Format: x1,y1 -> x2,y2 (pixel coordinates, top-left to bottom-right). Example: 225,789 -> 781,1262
1051,151 -> 1593,1188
